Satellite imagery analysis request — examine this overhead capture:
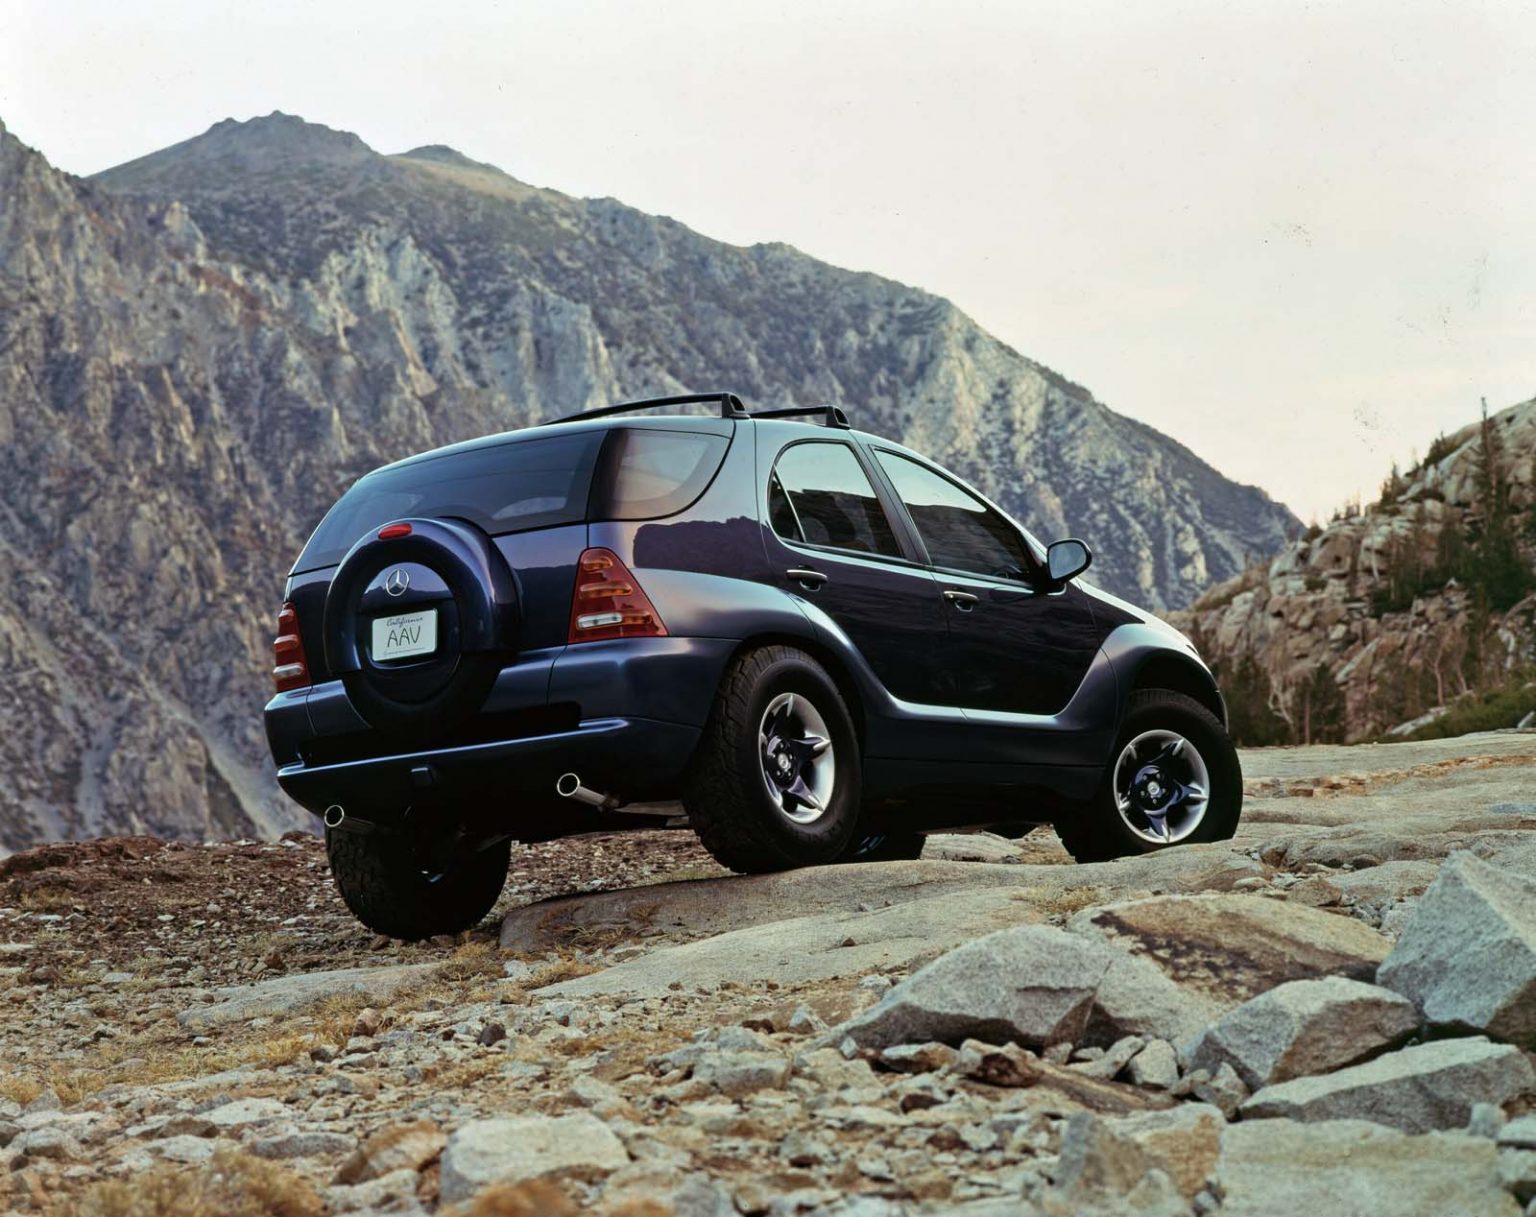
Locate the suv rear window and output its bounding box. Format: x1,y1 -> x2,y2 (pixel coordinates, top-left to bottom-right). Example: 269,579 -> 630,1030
599,428 -> 731,520
296,432 -> 603,572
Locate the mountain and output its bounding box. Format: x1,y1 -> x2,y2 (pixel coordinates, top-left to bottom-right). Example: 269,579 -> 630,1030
0,112 -> 1296,850
1172,398 -> 1536,744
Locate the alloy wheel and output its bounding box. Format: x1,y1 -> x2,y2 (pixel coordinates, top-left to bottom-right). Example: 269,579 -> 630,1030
758,692 -> 836,824
1112,729 -> 1211,844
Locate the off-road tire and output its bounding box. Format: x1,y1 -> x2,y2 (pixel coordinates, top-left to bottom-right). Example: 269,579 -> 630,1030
839,830 -> 927,863
684,645 -> 861,873
1056,689 -> 1242,863
326,828 -> 511,941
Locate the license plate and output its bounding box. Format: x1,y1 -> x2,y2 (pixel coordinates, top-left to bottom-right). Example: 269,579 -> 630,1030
371,609 -> 438,661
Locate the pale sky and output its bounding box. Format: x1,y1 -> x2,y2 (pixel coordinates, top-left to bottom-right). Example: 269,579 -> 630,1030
4,0 -> 1533,521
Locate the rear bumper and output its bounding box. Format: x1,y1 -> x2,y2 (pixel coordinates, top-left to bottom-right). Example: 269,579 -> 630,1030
264,635 -> 737,824
275,715 -> 701,820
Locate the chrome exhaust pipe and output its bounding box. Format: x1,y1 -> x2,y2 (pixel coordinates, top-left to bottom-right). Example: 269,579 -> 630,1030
556,773 -> 621,811
323,805 -> 346,829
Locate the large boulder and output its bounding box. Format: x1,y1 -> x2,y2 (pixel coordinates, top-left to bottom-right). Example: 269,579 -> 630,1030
826,923 -> 1213,1052
1217,1118 -> 1520,1217
1377,852 -> 1536,1041
439,1113 -> 628,1203
1067,894 -> 1392,1009
505,848 -> 1261,952
1185,976 -> 1419,1088
1239,1037 -> 1535,1134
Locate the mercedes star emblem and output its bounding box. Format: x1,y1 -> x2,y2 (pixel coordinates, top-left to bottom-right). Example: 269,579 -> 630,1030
384,568 -> 411,597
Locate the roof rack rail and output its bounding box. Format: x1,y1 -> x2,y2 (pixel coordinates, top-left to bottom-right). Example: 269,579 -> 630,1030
749,404 -> 852,430
544,392 -> 749,425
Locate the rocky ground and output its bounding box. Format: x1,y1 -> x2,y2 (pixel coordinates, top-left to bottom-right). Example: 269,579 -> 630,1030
3,732 -> 1535,1217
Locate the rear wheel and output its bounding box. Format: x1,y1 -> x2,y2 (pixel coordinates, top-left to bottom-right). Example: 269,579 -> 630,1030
1056,689 -> 1242,863
326,828 -> 511,940
684,646 -> 861,873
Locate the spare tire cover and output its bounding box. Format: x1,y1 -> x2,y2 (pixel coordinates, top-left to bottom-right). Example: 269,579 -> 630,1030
322,518 -> 519,740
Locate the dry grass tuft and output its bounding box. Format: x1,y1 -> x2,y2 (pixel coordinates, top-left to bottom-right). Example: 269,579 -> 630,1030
310,990 -> 376,1047
525,957 -> 603,988
0,1077 -> 44,1106
434,940 -> 504,984
1012,885 -> 1104,917
18,886 -> 78,912
439,1180 -> 579,1217
61,1148 -> 324,1217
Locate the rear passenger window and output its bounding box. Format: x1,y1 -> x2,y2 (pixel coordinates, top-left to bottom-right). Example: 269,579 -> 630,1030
601,429 -> 731,520
769,443 -> 901,558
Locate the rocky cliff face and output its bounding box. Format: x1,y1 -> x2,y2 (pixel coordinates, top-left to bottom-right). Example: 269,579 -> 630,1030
0,112 -> 1297,849
1172,399 -> 1536,742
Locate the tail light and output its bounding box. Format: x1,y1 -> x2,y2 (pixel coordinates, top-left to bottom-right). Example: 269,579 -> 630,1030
567,548 -> 667,643
273,602 -> 311,692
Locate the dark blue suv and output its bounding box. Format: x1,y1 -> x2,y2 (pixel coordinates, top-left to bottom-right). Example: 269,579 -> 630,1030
265,394 -> 1241,939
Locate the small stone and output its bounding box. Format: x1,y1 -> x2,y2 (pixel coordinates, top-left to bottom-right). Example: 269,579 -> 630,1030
896,1080 -> 948,1112
1501,1149 -> 1536,1204
1042,1042 -> 1074,1065
785,1005 -> 827,1036
153,1135 -> 219,1164
157,1114 -> 216,1139
1069,1035 -> 1145,1080
23,1090 -> 61,1116
877,1042 -> 959,1074
477,1021 -> 507,1047
1288,876 -> 1345,907
204,1098 -> 289,1130
251,1131 -> 357,1159
781,1130 -> 833,1167
333,1120 -> 445,1184
692,1050 -> 790,1096
1501,1116 -> 1536,1150
1469,1103 -> 1508,1139
1128,1039 -> 1180,1090
954,1039 -> 1040,1088
1191,1061 -> 1249,1118
7,1126 -> 80,1162
352,1007 -> 383,1038
439,1113 -> 628,1203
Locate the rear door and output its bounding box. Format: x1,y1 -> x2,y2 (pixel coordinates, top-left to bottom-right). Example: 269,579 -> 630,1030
867,447 -> 1102,718
758,437 -> 954,708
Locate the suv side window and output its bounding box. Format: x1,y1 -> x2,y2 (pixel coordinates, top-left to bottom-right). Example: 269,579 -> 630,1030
769,442 -> 902,558
874,450 -> 1033,580
599,428 -> 731,520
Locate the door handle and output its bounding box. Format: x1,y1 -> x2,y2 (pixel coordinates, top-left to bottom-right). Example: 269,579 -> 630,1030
943,589 -> 979,610
786,568 -> 828,590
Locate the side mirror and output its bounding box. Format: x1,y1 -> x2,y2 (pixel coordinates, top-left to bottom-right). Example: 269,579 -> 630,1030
1046,538 -> 1092,584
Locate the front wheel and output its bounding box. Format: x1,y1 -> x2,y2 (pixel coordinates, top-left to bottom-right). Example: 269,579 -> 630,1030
326,827 -> 511,940
683,646 -> 862,873
1056,689 -> 1242,863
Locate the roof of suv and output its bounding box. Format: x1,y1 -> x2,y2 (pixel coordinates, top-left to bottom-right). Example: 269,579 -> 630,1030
376,394 -> 872,477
